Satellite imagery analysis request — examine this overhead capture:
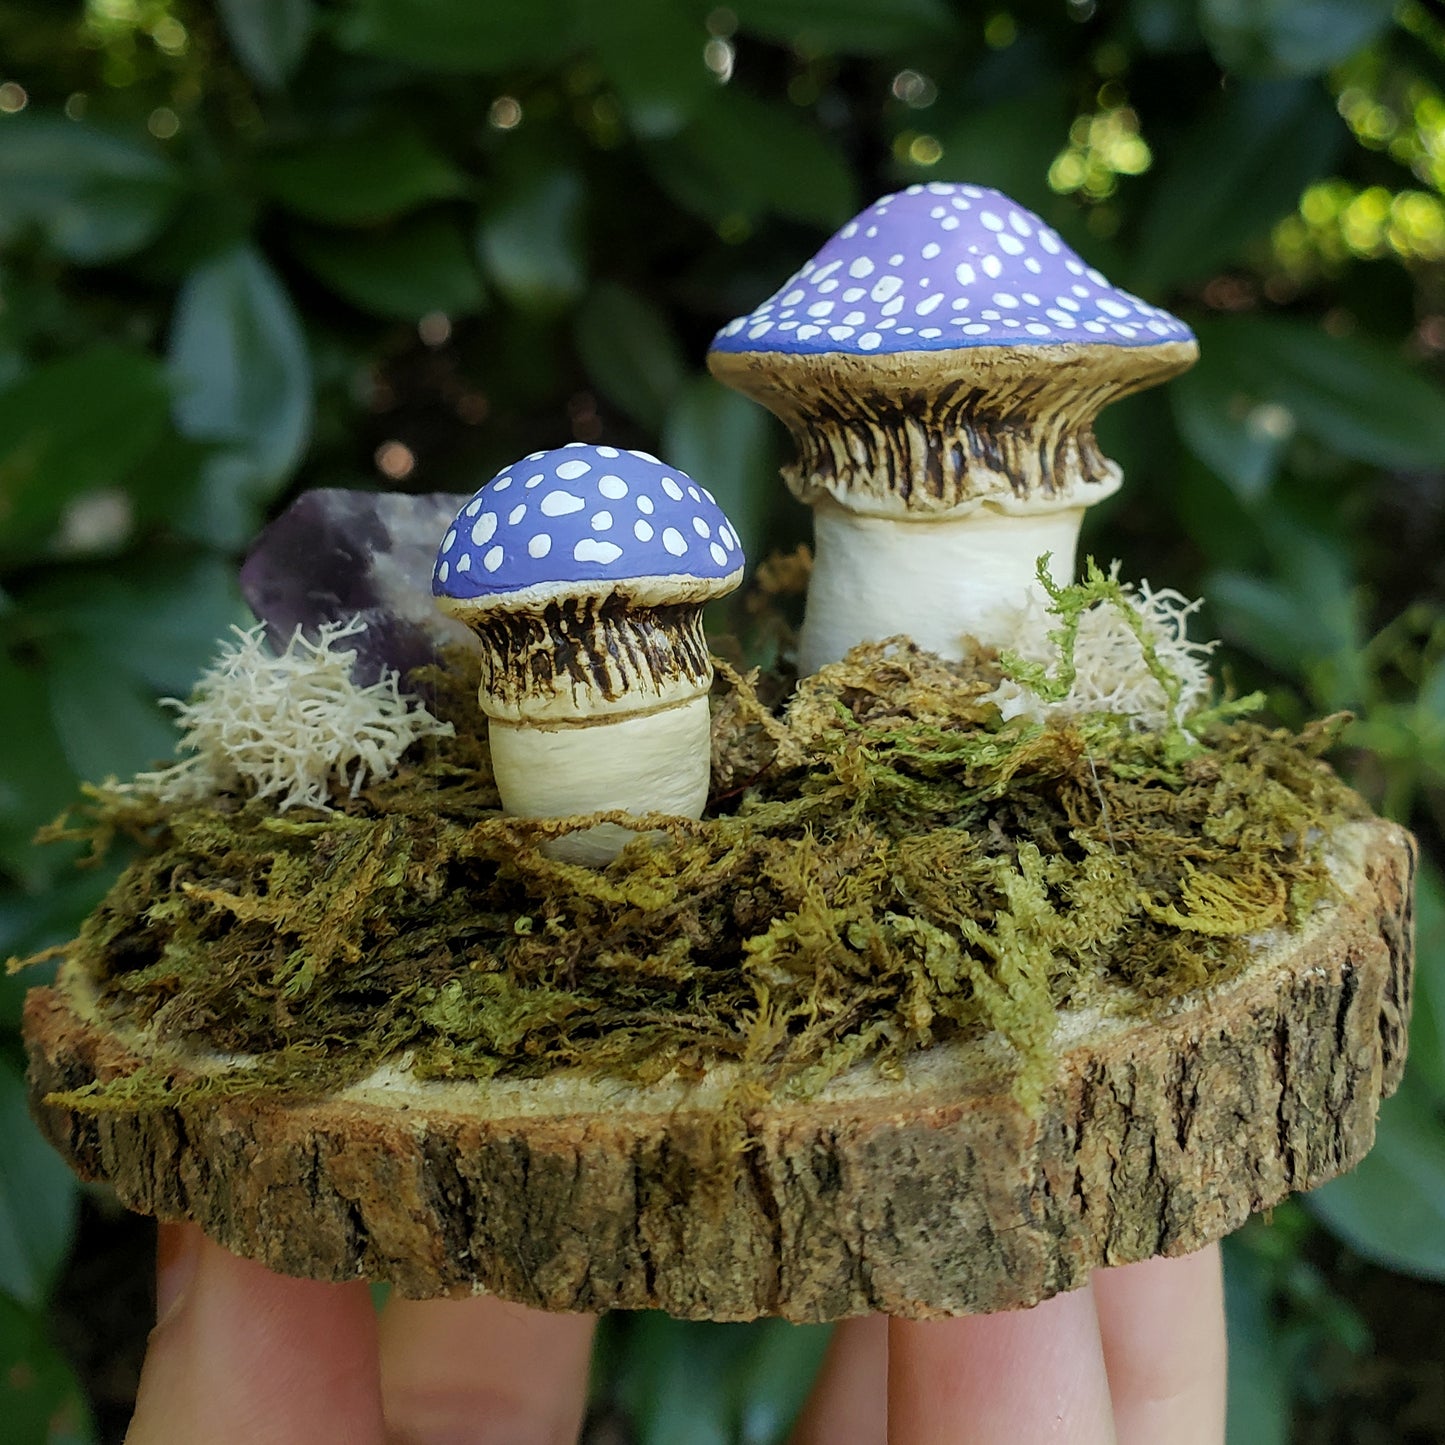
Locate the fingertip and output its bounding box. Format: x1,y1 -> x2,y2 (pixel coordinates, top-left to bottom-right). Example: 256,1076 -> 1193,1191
129,1228 -> 386,1445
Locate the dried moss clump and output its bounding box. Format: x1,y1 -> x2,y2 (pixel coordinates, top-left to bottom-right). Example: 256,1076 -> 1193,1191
19,573 -> 1370,1115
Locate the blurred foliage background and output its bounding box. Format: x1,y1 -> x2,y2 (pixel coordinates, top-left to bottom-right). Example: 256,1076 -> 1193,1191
2,0 -> 1445,1440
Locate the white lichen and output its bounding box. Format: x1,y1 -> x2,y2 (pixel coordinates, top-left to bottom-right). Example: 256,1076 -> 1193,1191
987,563 -> 1217,732
127,618 -> 452,811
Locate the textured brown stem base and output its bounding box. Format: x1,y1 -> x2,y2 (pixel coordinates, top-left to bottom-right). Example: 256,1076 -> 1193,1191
25,819 -> 1414,1323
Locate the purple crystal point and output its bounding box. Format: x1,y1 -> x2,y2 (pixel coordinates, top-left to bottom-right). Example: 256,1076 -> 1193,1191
241,489 -> 480,688
710,183 -> 1192,357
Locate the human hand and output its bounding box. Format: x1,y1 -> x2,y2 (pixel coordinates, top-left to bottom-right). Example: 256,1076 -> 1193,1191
126,1225 -> 1225,1443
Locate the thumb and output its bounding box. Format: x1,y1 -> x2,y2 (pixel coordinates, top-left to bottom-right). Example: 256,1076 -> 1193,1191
126,1223 -> 387,1445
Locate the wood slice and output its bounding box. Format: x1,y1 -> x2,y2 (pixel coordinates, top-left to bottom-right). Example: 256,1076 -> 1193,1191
24,818 -> 1414,1323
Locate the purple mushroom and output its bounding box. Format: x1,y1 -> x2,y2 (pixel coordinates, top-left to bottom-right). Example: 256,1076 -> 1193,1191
433,443 -> 744,864
707,182 -> 1198,674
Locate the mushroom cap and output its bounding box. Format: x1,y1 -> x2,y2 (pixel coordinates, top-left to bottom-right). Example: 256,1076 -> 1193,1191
709,183 -> 1193,358
432,444 -> 746,616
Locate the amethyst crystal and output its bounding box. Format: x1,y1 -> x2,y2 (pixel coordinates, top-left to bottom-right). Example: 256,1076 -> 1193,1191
241,489 -> 479,688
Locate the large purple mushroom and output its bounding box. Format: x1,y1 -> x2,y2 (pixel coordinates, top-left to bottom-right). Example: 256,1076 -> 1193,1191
433,443 -> 744,864
707,182 -> 1198,673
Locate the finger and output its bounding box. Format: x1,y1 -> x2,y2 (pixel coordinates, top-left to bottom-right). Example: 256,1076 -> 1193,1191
127,1222 -> 386,1445
1093,1244 -> 1227,1445
889,1283 -> 1116,1444
379,1293 -> 595,1445
790,1315 -> 887,1445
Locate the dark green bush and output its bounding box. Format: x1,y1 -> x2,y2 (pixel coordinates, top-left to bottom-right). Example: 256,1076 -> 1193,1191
2,1 -> 1444,1439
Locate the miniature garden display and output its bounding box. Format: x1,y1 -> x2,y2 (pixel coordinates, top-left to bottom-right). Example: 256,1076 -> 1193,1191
16,186 -> 1414,1324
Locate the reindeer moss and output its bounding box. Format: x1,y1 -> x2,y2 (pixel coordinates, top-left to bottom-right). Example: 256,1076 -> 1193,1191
19,583 -> 1370,1117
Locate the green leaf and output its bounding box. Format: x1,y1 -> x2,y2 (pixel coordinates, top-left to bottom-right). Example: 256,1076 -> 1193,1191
20,551 -> 247,699
258,127 -> 466,225
0,348 -> 172,561
1221,1238 -> 1291,1445
0,113 -> 181,265
1169,360 -> 1289,504
650,90 -> 856,230
1404,863 -> 1445,1102
476,170 -> 586,312
291,211 -> 486,320
584,0 -> 714,139
0,653 -> 79,888
45,637 -> 178,784
661,377 -> 780,565
574,282 -> 686,429
0,869 -> 115,1033
614,1316 -> 829,1445
929,87 -> 1073,216
1132,81 -> 1342,291
1199,0 -> 1395,77
0,1059 -> 78,1310
336,0 -> 581,71
1303,1070 -> 1445,1280
217,0 -> 315,89
169,247 -> 313,546
1185,318 -> 1445,474
0,1292 -> 94,1445
730,0 -> 950,54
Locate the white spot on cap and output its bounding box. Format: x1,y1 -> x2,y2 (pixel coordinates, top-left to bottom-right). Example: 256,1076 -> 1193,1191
540,491 -> 584,516
848,256 -> 875,278
1039,231 -> 1061,254
782,288 -> 805,305
661,476 -> 683,501
630,449 -> 659,463
634,519 -> 653,541
637,495 -> 654,514
993,292 -> 1019,308
843,287 -> 865,302
528,533 -> 551,558
962,322 -> 991,334
709,542 -> 728,567
916,293 -> 944,315
921,242 -> 941,259
437,560 -> 449,583
812,260 -> 842,283
591,510 -> 612,530
871,275 -> 903,302
748,321 -> 773,339
859,331 -> 882,350
998,234 -> 1025,255
808,300 -> 835,318
525,472 -> 545,488
1026,323 -> 1052,336
508,504 -> 525,524
457,553 -> 471,571
1098,298 -> 1131,318
598,474 -> 628,499
465,499 -> 482,516
443,528 -> 457,551
662,527 -> 687,556
844,310 -> 866,325
575,538 -> 622,564
691,516 -> 710,538
980,211 -> 1004,231
471,512 -> 498,545
483,545 -> 504,571
596,445 -> 619,458
828,325 -> 855,340
981,255 -> 1002,278
493,476 -> 513,492
955,262 -> 975,286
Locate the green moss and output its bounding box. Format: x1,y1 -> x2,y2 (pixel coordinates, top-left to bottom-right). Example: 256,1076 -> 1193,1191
16,585 -> 1370,1118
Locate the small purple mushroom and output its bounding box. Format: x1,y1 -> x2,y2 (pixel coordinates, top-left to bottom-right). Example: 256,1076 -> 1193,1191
708,182 -> 1198,673
433,443 -> 744,863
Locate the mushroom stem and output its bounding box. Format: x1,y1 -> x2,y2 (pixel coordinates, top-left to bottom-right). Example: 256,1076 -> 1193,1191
798,498 -> 1083,674
488,696 -> 712,865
